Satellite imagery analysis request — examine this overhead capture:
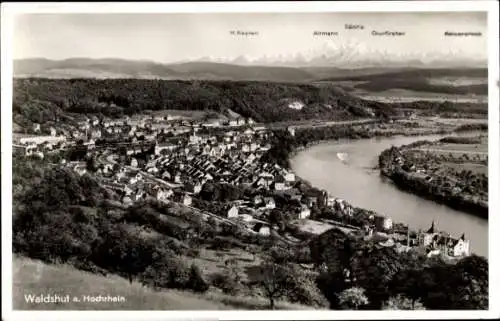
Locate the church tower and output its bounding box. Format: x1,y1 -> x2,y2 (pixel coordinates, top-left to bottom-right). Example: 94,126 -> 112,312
427,220 -> 436,234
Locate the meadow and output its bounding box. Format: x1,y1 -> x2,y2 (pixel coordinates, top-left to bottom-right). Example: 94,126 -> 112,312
13,256 -> 315,310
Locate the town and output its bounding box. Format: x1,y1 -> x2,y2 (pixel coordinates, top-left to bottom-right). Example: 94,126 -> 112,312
13,113 -> 471,259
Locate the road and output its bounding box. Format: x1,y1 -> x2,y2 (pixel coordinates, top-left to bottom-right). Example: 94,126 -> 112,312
138,169 -> 182,189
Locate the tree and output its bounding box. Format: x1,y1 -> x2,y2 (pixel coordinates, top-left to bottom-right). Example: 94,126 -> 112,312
315,269 -> 348,309
309,227 -> 350,270
269,244 -> 295,264
417,254 -> 488,310
187,263 -> 210,293
259,260 -> 291,309
337,287 -> 369,310
218,183 -> 243,201
285,263 -> 329,308
269,209 -> 286,230
141,254 -> 190,290
215,251 -> 225,262
207,216 -> 220,232
383,295 -> 425,310
199,182 -> 219,201
95,225 -> 158,283
258,244 -> 327,309
86,156 -> 97,172
211,270 -> 241,295
213,259 -> 243,295
349,244 -> 403,308
389,268 -> 426,309
248,245 -> 259,262
225,258 -> 242,283
192,216 -> 208,244
22,167 -> 85,210
449,255 -> 488,309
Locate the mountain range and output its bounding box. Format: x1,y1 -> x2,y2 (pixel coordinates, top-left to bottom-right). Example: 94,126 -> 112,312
187,42 -> 486,69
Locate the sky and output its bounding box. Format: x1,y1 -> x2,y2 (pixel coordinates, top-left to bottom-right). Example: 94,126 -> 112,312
13,12 -> 487,64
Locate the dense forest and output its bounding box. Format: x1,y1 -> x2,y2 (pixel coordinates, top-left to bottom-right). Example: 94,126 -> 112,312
13,78 -> 400,129
13,77 -> 487,133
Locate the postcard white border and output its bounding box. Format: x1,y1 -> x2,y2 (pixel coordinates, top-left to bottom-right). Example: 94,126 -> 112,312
2,1 -> 499,321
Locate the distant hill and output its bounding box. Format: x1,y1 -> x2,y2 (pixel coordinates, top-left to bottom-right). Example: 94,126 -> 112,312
14,58 -> 459,83
15,58 -> 317,82
320,68 -> 488,81
319,68 -> 488,95
301,66 -> 411,79
166,61 -> 315,82
14,58 -> 488,91
14,58 -> 182,79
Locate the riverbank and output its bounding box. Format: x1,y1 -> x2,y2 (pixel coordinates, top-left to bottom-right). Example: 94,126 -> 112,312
281,118 -> 488,257
378,134 -> 488,219
286,119 -> 487,164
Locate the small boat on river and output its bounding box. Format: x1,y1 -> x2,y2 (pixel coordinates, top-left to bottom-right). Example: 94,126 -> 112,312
337,152 -> 349,163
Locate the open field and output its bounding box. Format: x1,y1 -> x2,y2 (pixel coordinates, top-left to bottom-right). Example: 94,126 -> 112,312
314,81 -> 488,103
415,147 -> 487,156
427,77 -> 487,87
13,256 -> 316,310
379,131 -> 488,218
411,136 -> 488,163
399,117 -> 487,127
13,256 -> 228,310
433,118 -> 488,126
319,69 -> 487,98
422,143 -> 487,153
266,118 -> 376,130
440,162 -> 488,175
317,75 -> 488,103
361,117 -> 486,137
357,92 -> 487,104
291,219 -> 337,235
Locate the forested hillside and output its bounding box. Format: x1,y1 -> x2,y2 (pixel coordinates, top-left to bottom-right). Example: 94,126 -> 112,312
13,78 -> 398,129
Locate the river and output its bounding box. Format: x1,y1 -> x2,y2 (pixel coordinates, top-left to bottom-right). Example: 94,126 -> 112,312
290,133 -> 488,258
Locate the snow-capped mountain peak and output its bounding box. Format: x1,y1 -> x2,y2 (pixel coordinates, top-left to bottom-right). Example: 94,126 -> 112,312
191,42 -> 485,68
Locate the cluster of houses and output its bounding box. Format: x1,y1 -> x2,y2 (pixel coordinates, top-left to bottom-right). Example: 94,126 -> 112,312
15,113 -> 258,157
415,221 -> 470,257
390,149 -> 475,195
15,113 -> 471,258
13,127 -> 69,158
64,114 -> 359,236
363,218 -> 470,258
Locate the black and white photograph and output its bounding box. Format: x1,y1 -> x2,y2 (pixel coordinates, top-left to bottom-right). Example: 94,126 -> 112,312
1,1 -> 499,320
